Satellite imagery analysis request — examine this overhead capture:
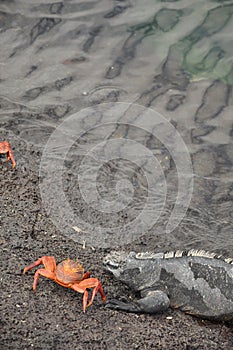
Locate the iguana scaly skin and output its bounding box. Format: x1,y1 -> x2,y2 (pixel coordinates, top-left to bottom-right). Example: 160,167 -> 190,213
104,250 -> 233,321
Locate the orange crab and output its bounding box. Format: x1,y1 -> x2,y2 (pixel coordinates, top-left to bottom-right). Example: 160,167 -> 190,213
0,141 -> 16,168
23,256 -> 107,312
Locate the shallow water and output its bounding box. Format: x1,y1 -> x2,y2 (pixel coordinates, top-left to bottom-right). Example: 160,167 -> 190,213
0,0 -> 232,250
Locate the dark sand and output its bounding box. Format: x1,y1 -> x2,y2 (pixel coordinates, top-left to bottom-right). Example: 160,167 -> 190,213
1,148 -> 232,350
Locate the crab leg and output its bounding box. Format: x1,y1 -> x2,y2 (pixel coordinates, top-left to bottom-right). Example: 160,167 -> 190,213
23,256 -> 56,274
6,147 -> 16,168
70,282 -> 89,312
82,271 -> 91,280
23,256 -> 57,291
71,278 -> 107,312
32,269 -> 56,292
87,281 -> 106,307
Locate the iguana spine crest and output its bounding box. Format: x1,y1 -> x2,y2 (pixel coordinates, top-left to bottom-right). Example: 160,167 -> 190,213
135,250 -> 233,264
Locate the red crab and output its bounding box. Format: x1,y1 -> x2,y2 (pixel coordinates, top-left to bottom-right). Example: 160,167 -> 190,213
0,141 -> 16,168
23,256 -> 107,312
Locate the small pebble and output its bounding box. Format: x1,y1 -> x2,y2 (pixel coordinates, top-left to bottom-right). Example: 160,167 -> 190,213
166,316 -> 173,320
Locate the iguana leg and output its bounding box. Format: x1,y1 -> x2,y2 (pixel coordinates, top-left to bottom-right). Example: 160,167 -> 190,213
105,290 -> 170,314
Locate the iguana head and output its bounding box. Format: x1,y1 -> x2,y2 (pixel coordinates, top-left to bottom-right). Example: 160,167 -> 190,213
104,251 -> 130,275
103,251 -> 141,284
104,251 -> 165,291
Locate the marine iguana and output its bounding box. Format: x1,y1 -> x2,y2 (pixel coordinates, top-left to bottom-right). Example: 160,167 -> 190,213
103,250 -> 233,321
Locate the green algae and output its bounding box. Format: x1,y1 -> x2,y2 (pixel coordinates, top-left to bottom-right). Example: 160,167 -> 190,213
127,3 -> 233,85
181,4 -> 233,84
